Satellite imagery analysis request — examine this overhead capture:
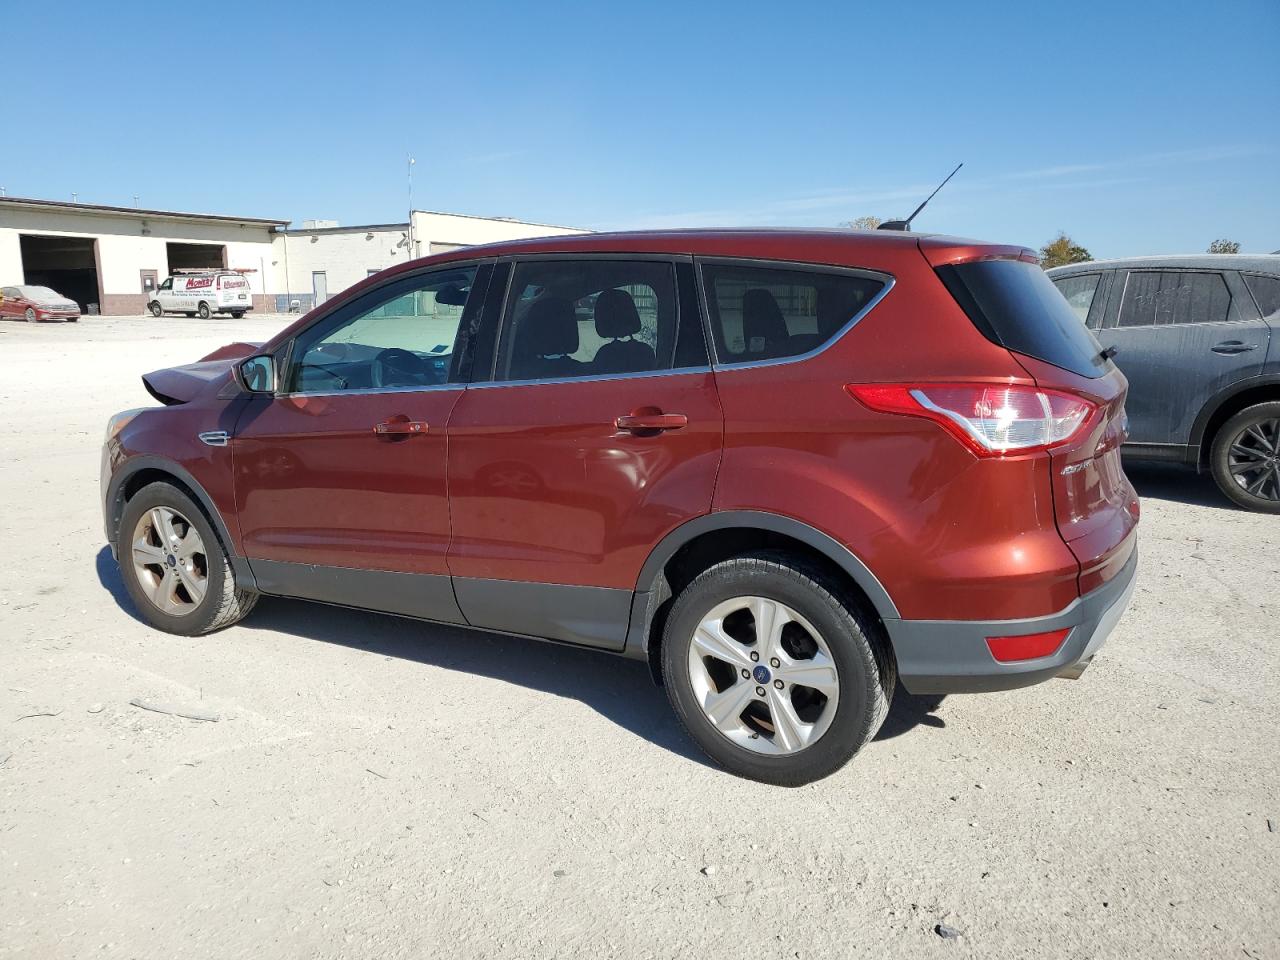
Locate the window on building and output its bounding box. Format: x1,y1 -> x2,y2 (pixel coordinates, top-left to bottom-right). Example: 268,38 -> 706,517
701,262 -> 885,364
1119,271 -> 1233,327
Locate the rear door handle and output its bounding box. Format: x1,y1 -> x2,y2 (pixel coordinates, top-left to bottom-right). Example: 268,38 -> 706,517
615,413 -> 688,433
374,417 -> 429,437
1211,340 -> 1258,355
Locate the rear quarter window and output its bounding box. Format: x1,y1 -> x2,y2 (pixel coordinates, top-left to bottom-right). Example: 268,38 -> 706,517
937,259 -> 1107,379
700,262 -> 887,365
1244,274 -> 1280,319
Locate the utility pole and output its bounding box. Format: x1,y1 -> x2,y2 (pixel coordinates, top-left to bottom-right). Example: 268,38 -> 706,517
407,154 -> 416,258
72,192 -> 78,203
133,195 -> 140,208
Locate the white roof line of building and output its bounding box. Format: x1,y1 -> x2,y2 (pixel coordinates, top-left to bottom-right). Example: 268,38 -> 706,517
0,195 -> 289,227
411,208 -> 588,232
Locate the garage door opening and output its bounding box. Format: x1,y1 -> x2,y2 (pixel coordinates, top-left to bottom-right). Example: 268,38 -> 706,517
19,234 -> 102,312
166,242 -> 226,271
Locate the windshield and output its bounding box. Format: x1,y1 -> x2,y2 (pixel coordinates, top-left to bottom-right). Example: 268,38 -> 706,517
17,286 -> 64,302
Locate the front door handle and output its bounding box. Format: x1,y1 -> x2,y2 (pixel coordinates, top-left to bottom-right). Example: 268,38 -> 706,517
1211,340 -> 1258,355
374,417 -> 429,437
615,413 -> 688,433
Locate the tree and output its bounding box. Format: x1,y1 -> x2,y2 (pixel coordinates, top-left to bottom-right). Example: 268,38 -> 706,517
1039,232 -> 1093,269
1207,238 -> 1241,254
844,215 -> 882,230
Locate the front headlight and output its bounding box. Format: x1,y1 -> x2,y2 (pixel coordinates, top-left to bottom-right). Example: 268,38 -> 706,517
105,408 -> 147,443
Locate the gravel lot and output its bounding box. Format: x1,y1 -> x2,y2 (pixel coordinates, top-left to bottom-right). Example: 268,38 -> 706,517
1,315 -> 1277,960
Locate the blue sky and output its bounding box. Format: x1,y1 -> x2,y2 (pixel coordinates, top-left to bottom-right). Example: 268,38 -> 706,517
3,1 -> 1277,258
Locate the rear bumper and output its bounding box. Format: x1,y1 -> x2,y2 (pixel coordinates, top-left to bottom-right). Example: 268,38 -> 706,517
888,543 -> 1138,694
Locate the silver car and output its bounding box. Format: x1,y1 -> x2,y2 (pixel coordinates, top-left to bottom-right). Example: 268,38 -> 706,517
1049,255 -> 1280,513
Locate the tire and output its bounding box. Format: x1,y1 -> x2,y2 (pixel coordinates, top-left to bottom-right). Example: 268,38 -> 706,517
25,307 -> 36,322
149,301 -> 163,317
117,482 -> 258,636
231,311 -> 245,319
1210,401 -> 1280,513
197,302 -> 211,320
185,312 -> 195,318
661,551 -> 894,786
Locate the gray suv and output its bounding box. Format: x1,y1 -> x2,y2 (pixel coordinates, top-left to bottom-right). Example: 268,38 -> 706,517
1049,256 -> 1280,513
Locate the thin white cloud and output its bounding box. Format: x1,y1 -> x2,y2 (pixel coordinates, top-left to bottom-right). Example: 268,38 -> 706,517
1002,144 -> 1268,182
596,144 -> 1271,231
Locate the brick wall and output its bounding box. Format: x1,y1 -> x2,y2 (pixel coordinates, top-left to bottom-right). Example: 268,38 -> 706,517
101,294 -> 148,316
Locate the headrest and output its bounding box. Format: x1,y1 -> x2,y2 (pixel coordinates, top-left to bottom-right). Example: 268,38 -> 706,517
594,288 -> 642,339
741,288 -> 788,351
521,296 -> 578,357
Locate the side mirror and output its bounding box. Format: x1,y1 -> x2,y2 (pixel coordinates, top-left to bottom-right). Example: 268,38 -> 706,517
237,355 -> 277,394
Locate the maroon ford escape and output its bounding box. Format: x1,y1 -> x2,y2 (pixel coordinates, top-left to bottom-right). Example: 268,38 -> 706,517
102,229 -> 1139,785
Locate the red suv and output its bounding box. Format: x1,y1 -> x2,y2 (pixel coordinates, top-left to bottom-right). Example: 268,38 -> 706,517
102,230 -> 1139,784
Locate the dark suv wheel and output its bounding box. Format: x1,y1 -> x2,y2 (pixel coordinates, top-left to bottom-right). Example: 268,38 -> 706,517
1210,401 -> 1280,513
117,482 -> 258,635
662,552 -> 894,786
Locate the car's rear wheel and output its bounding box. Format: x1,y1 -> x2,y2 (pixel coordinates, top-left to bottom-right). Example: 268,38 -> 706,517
149,302 -> 163,317
24,307 -> 36,322
662,552 -> 894,786
197,302 -> 211,320
184,312 -> 195,318
118,482 -> 257,635
1211,401 -> 1280,513
231,311 -> 245,319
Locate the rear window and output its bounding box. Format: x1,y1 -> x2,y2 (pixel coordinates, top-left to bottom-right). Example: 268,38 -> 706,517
937,259 -> 1107,379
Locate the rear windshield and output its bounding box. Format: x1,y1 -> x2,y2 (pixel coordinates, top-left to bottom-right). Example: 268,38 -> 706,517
937,259 -> 1108,379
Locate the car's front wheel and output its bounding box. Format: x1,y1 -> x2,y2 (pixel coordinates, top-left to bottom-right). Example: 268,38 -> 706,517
117,482 -> 257,635
149,302 -> 163,317
1211,401 -> 1280,513
24,307 -> 36,322
662,552 -> 894,785
197,302 -> 211,320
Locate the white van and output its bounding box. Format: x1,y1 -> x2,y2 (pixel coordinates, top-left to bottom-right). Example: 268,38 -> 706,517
149,271 -> 254,319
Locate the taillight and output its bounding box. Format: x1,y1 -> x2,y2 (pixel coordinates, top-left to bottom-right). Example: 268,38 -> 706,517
847,382 -> 1097,457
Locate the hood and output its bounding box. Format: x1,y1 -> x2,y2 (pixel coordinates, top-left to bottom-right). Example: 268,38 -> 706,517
200,341 -> 263,362
142,342 -> 264,405
142,358 -> 237,405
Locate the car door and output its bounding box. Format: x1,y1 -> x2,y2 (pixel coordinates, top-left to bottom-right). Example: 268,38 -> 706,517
231,261 -> 493,622
1097,269 -> 1269,449
155,278 -> 175,310
0,287 -> 20,320
445,255 -> 722,650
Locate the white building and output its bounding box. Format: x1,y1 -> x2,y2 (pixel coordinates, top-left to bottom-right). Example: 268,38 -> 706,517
272,210 -> 585,311
1,198 -> 587,316
0,197 -> 285,314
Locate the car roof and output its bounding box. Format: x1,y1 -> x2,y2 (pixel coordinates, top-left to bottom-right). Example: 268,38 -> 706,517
1048,254 -> 1280,276
443,226 -> 1035,258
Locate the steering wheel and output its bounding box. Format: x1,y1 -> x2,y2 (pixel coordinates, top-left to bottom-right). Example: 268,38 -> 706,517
371,348 -> 430,388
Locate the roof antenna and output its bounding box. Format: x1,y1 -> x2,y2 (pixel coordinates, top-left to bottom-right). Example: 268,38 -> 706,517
878,162 -> 963,232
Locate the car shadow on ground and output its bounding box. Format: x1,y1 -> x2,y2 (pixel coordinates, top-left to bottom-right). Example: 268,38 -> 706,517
95,546 -> 948,766
1124,461 -> 1235,509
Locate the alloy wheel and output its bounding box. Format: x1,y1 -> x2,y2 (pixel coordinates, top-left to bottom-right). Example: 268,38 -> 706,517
130,506 -> 209,615
1227,418 -> 1280,502
687,596 -> 840,755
